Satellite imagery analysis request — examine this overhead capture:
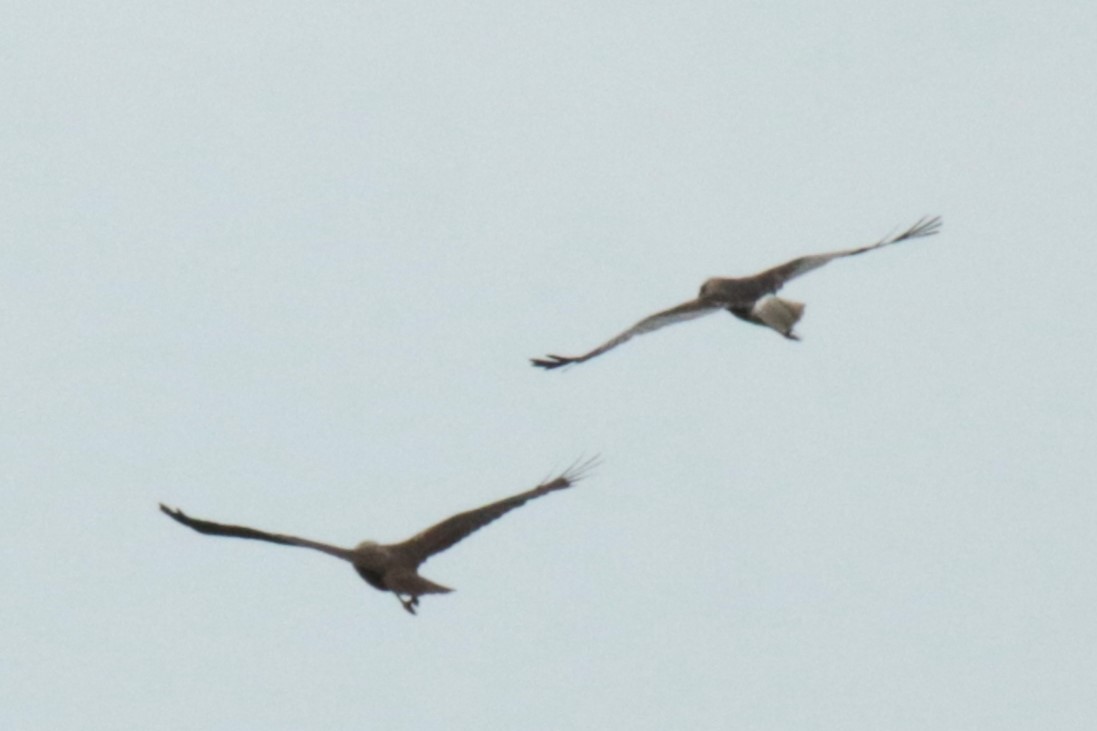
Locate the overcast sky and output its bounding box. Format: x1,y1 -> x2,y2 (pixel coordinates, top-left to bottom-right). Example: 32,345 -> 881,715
4,2 -> 1096,729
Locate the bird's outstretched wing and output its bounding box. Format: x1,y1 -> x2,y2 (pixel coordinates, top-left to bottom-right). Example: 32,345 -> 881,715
745,215 -> 942,296
395,456 -> 600,566
159,504 -> 354,561
531,299 -> 720,369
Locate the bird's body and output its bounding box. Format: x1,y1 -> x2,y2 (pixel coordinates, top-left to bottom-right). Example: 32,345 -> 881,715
160,457 -> 598,615
531,216 -> 941,369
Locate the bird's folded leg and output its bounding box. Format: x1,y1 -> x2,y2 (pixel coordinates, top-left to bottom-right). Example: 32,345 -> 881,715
398,594 -> 419,615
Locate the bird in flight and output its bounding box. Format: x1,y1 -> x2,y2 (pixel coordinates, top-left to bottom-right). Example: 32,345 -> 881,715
159,457 -> 599,615
531,216 -> 942,369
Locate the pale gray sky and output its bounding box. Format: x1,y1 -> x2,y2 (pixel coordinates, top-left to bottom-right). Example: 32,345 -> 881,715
4,2 -> 1096,729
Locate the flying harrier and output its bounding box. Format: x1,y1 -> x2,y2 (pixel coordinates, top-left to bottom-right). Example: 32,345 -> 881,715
531,216 -> 941,369
159,457 -> 599,615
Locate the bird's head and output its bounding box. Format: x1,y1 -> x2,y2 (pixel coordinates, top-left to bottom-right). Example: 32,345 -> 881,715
698,278 -> 723,301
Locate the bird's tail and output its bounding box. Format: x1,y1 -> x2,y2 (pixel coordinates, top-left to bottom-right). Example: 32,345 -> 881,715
751,296 -> 805,339
386,569 -> 455,597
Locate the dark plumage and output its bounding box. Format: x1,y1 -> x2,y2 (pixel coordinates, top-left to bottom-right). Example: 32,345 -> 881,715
532,216 -> 942,369
160,457 -> 599,615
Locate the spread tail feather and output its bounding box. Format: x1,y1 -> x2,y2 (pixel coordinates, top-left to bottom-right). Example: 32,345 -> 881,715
385,570 -> 454,597
751,296 -> 805,338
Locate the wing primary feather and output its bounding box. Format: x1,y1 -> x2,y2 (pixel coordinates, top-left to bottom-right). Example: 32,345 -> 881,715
866,215 -> 942,249
532,299 -> 719,369
158,504 -> 353,560
543,454 -> 602,490
531,216 -> 941,367
395,457 -> 599,564
747,215 -> 942,293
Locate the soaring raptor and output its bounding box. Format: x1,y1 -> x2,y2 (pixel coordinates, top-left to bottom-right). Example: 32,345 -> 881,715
532,216 -> 941,369
160,457 -> 598,615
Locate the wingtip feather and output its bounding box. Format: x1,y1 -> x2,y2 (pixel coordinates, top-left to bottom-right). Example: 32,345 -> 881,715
530,355 -> 575,370
541,454 -> 602,490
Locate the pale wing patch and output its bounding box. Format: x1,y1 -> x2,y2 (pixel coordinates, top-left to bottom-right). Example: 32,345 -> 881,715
780,253 -> 842,282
